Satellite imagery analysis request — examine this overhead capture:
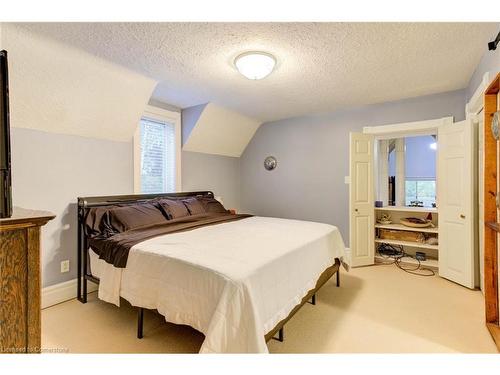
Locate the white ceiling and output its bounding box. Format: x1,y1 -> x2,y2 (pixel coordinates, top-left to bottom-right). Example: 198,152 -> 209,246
183,103 -> 261,157
14,22 -> 499,122
2,24 -> 156,141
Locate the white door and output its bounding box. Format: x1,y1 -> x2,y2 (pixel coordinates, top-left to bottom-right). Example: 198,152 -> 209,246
349,132 -> 375,267
438,119 -> 475,288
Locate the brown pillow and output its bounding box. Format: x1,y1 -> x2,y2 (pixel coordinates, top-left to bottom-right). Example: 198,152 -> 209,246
198,196 -> 228,213
182,197 -> 206,215
107,203 -> 166,233
156,198 -> 190,219
84,206 -> 116,238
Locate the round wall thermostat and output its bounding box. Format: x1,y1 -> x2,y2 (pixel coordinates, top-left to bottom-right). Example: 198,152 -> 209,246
264,156 -> 277,171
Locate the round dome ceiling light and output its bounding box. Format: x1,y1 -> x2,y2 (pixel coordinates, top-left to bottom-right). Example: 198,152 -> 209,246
234,52 -> 276,80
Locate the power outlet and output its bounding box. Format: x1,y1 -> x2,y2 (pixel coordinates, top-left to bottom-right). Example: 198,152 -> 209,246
60,260 -> 70,273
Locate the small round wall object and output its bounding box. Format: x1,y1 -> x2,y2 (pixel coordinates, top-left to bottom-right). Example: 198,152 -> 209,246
264,156 -> 277,171
491,111 -> 500,140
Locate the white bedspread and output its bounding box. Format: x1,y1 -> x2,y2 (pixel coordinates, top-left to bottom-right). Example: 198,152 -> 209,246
90,216 -> 346,353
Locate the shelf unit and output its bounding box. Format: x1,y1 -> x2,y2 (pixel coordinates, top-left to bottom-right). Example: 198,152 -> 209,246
374,223 -> 438,234
374,238 -> 438,251
375,254 -> 439,270
374,206 -> 439,267
375,206 -> 437,213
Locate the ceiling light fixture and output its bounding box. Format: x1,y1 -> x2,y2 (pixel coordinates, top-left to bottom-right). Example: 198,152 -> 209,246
234,52 -> 276,80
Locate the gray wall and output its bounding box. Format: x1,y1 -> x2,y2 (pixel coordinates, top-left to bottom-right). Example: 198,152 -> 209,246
466,30 -> 500,101
10,127 -> 241,288
182,151 -> 240,210
11,128 -> 134,287
240,89 -> 466,244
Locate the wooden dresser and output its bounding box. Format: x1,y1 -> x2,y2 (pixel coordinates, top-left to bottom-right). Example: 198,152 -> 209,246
0,207 -> 54,353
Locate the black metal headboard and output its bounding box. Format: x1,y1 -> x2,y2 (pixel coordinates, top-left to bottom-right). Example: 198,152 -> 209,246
77,191 -> 214,209
76,191 -> 214,303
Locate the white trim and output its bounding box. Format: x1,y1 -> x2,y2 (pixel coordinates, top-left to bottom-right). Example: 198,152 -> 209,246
395,138 -> 406,206
343,247 -> 352,267
42,278 -> 97,309
133,125 -> 141,193
466,73 -> 489,291
466,72 -> 490,119
363,117 -> 453,139
133,105 -> 182,193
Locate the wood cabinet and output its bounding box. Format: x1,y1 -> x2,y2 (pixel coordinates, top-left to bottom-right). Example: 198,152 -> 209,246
483,72 -> 500,351
0,208 -> 54,353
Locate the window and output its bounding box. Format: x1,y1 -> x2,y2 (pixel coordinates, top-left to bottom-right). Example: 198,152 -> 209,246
405,178 -> 436,207
385,135 -> 437,207
134,106 -> 181,193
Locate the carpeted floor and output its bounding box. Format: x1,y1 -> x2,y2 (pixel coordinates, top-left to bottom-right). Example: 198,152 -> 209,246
41,264 -> 498,353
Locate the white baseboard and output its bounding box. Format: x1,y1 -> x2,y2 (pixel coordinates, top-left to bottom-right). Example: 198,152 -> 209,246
42,278 -> 98,309
344,247 -> 351,262
342,247 -> 352,269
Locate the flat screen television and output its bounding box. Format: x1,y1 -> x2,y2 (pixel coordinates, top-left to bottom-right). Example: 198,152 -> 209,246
0,50 -> 12,218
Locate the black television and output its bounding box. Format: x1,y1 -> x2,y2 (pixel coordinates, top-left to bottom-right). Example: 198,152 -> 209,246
0,50 -> 12,218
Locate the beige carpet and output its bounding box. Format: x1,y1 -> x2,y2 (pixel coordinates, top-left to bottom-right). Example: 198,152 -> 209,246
42,265 -> 498,353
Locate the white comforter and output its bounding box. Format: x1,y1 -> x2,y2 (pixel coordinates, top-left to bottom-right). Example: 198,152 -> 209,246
91,216 -> 346,353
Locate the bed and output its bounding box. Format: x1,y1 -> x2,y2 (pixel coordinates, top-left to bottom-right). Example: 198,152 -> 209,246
77,192 -> 346,353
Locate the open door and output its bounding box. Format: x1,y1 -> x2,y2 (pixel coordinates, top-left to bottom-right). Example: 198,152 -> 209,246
349,132 -> 375,267
438,119 -> 475,288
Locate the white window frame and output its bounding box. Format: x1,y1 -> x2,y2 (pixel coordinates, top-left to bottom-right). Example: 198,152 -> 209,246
134,105 -> 182,194
364,117 -> 450,207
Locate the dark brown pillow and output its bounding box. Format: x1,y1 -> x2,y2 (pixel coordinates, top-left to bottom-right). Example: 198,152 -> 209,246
182,197 -> 206,215
198,196 -> 228,213
84,206 -> 116,238
156,198 -> 190,219
107,203 -> 166,233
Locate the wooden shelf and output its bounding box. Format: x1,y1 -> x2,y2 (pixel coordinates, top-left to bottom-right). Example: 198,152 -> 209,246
375,238 -> 438,251
375,206 -> 437,213
375,255 -> 438,270
375,223 -> 438,233
485,221 -> 500,233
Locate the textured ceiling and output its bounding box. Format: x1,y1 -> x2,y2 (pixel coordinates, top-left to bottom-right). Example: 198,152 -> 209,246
13,22 -> 499,122
2,24 -> 156,141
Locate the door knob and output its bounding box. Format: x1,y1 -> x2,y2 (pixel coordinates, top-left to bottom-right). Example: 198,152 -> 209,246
355,209 -> 359,212
460,214 -> 465,219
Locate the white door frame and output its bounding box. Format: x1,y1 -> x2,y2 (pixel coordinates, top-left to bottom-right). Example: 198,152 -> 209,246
363,117 -> 453,139
466,72 -> 490,120
466,71 -> 490,291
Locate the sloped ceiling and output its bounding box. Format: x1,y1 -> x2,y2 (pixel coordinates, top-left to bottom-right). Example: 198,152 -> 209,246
1,24 -> 157,142
13,22 -> 499,122
182,103 -> 261,157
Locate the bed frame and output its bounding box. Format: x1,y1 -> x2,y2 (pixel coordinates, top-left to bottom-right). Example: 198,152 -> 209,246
76,192 -> 341,345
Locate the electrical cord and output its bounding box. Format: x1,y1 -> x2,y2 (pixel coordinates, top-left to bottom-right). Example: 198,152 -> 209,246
377,243 -> 435,277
